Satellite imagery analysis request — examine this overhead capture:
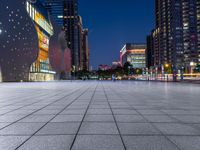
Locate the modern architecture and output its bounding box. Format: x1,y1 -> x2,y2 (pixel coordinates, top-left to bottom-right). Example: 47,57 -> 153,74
147,0 -> 200,72
120,43 -> 146,69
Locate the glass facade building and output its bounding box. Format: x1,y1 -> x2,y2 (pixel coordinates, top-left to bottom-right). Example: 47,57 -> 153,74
147,0 -> 200,72
120,44 -> 146,69
26,1 -> 56,81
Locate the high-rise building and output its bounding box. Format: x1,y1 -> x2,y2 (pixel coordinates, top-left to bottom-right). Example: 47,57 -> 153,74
148,0 -> 200,72
146,34 -> 154,68
120,43 -> 146,69
63,0 -> 80,70
197,1 -> 200,55
81,28 -> 90,71
181,0 -> 199,69
44,0 -> 89,72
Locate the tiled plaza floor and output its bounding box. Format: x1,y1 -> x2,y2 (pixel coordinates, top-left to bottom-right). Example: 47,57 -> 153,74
0,81 -> 200,150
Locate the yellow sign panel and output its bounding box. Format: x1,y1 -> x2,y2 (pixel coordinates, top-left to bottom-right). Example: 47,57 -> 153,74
35,26 -> 49,61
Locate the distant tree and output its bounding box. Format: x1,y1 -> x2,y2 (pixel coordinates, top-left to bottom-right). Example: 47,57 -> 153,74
194,64 -> 200,73
76,69 -> 90,79
123,62 -> 132,75
60,71 -> 67,80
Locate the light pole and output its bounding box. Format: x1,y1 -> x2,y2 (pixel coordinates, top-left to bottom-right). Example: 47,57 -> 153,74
155,66 -> 158,81
161,64 -> 164,81
190,62 -> 196,74
164,63 -> 169,82
181,66 -> 184,81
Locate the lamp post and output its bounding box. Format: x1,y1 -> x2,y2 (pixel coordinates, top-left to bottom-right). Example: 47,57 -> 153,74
190,62 -> 196,74
181,66 -> 184,81
155,66 -> 158,81
161,64 -> 164,81
164,63 -> 169,81
172,64 -> 177,82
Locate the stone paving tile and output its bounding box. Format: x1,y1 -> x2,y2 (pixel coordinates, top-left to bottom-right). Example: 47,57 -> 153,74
89,105 -> 110,109
19,115 -> 54,123
84,115 -> 115,122
0,81 -> 200,149
0,123 -> 45,135
51,115 -> 84,122
137,109 -> 167,115
162,109 -> 196,115
154,123 -> 200,135
36,122 -> 80,135
33,109 -> 61,115
6,109 -> 37,115
112,109 -> 139,115
60,109 -> 86,115
0,123 -> 10,129
118,123 -> 161,135
0,115 -> 27,123
79,122 -> 119,135
115,115 -> 146,123
143,115 -> 178,123
168,136 -> 200,150
0,136 -> 29,150
18,135 -> 75,150
0,109 -> 12,115
123,136 -> 179,150
171,115 -> 200,123
71,135 -> 125,150
86,109 -> 112,115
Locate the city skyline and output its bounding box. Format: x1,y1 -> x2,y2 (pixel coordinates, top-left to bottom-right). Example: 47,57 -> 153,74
79,0 -> 154,68
0,1 -> 200,149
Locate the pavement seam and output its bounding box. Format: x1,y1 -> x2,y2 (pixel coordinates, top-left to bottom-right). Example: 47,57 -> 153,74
108,84 -> 182,150
102,83 -> 127,150
0,86 -> 84,131
69,82 -> 99,150
0,90 -> 67,116
15,84 -> 92,150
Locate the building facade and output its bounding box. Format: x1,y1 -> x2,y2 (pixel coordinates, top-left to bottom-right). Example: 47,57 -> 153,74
26,1 -> 56,81
146,35 -> 154,68
148,0 -> 200,72
81,29 -> 90,71
120,43 -> 146,69
44,0 -> 89,72
63,0 -> 81,70
0,0 -> 39,82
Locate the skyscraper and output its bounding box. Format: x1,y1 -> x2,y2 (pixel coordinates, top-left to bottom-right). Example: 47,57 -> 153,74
81,28 -> 90,71
148,0 -> 200,72
63,0 -> 80,70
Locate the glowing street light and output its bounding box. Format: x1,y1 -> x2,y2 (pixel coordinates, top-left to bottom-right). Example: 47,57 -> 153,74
0,29 -> 2,35
164,63 -> 170,81
165,63 -> 169,68
190,61 -> 196,74
190,61 -> 196,67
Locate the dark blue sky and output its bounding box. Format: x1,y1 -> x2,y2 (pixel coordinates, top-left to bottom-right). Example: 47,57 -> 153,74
79,0 -> 155,69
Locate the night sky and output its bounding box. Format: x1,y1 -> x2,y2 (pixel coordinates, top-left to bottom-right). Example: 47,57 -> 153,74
79,0 -> 155,69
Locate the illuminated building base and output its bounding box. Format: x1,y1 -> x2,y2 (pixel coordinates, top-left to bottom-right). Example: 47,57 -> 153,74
29,73 -> 55,82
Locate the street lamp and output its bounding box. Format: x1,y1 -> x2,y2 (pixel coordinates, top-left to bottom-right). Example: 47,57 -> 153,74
0,29 -> 2,35
180,66 -> 184,81
155,66 -> 158,81
164,63 -> 169,81
190,61 -> 196,74
165,63 -> 169,68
